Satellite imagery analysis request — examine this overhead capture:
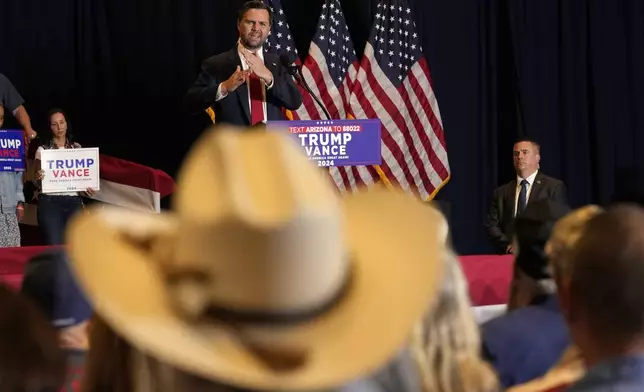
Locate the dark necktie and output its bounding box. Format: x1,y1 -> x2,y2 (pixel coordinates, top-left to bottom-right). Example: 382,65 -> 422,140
517,179 -> 529,215
248,54 -> 265,125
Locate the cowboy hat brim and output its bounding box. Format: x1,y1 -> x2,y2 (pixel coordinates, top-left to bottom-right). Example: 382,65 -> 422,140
66,188 -> 444,390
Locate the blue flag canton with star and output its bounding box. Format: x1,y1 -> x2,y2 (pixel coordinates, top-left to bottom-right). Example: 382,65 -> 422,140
313,0 -> 357,84
371,0 -> 423,87
263,0 -> 298,57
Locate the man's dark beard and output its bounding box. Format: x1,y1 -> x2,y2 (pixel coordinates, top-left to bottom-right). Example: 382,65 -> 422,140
240,35 -> 265,51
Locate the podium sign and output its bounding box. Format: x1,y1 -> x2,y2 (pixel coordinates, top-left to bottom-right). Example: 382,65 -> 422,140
40,148 -> 100,194
0,130 -> 25,172
267,119 -> 382,167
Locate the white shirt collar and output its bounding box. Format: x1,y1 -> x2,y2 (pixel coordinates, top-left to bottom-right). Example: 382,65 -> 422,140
237,40 -> 264,70
517,170 -> 538,186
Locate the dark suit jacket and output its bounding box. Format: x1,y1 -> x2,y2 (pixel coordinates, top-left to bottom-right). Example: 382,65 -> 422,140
184,47 -> 302,126
481,295 -> 570,389
485,172 -> 567,253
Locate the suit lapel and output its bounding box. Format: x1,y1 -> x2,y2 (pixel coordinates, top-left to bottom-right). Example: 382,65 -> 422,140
264,54 -> 279,77
236,84 -> 251,124
264,54 -> 279,120
228,48 -> 251,123
528,173 -> 544,203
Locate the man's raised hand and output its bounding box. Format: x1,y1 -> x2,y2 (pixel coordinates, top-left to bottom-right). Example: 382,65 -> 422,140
223,66 -> 249,93
241,50 -> 273,84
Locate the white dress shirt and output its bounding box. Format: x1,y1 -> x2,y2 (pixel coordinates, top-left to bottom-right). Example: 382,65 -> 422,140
514,170 -> 538,216
215,42 -> 274,123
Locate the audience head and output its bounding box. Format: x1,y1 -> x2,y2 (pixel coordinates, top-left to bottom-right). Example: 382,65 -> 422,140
66,127 -> 445,391
47,108 -> 74,143
508,199 -> 570,309
513,138 -> 541,176
514,200 -> 570,280
20,248 -> 93,349
562,204 -> 644,366
0,104 -> 4,127
0,283 -> 66,390
546,205 -> 604,283
427,202 -> 450,245
237,1 -> 272,50
410,249 -> 499,392
83,316 -> 270,392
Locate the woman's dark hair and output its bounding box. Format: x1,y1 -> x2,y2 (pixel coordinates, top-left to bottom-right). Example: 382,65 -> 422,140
46,108 -> 75,145
0,283 -> 66,390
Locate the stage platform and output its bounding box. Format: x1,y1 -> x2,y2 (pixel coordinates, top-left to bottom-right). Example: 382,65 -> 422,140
0,247 -> 514,309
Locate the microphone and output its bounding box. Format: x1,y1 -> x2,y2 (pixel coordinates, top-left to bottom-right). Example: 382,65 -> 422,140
279,53 -> 300,77
279,53 -> 331,120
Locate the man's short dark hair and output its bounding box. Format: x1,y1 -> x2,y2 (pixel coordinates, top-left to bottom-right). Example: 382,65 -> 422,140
514,138 -> 540,153
238,1 -> 273,25
570,204 -> 644,344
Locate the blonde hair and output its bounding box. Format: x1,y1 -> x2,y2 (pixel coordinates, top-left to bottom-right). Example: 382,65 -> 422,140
427,202 -> 449,244
410,250 -> 499,392
546,205 -> 603,279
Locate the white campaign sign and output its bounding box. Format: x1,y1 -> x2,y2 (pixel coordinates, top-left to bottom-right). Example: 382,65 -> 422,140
40,148 -> 100,194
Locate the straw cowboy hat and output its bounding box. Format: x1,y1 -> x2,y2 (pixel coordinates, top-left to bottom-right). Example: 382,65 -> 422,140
65,126 -> 445,390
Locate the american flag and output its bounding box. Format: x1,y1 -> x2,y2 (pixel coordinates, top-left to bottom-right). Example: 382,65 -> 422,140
266,0 -> 379,192
262,0 -> 312,121
349,0 -> 450,200
290,0 -> 356,121
264,0 -> 299,58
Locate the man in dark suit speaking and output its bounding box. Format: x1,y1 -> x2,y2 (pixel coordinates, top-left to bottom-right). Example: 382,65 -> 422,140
184,1 -> 302,126
486,139 -> 568,254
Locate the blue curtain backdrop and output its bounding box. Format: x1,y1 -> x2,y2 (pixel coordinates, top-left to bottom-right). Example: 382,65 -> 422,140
2,0 -> 643,254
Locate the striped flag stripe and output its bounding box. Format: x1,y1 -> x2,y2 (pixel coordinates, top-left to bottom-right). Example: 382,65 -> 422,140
348,0 -> 450,200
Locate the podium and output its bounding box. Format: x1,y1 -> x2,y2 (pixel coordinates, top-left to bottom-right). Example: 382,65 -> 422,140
266,119 -> 382,168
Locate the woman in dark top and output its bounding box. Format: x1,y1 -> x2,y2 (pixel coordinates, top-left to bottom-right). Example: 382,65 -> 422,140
35,109 -> 94,245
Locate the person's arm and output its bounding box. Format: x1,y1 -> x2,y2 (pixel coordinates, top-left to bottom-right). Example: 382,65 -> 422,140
184,58 -> 248,114
0,75 -> 36,139
184,58 -> 222,113
552,181 -> 568,205
485,187 -> 510,253
266,62 -> 303,110
13,105 -> 36,140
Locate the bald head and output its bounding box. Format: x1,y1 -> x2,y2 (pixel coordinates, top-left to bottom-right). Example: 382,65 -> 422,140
569,204 -> 644,344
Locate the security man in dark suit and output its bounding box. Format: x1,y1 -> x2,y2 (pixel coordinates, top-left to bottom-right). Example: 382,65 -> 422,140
184,1 -> 302,126
486,139 -> 567,254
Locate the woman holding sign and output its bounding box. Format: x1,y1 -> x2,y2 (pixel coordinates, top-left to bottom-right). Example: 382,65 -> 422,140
35,109 -> 94,245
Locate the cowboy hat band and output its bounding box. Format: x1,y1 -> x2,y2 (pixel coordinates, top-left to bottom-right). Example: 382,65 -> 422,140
163,262 -> 354,326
